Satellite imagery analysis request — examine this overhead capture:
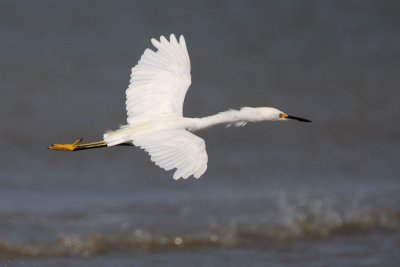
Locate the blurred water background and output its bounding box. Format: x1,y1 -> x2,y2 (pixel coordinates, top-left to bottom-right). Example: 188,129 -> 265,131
0,1 -> 399,266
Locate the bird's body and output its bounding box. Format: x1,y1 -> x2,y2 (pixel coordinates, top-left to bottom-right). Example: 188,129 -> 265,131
49,34 -> 311,179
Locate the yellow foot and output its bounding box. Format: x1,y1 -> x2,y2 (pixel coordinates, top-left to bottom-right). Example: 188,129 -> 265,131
48,138 -> 82,151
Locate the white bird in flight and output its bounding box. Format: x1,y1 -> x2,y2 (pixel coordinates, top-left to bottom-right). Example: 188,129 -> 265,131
49,34 -> 311,179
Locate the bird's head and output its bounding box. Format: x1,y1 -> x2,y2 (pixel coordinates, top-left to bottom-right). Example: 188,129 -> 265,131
255,107 -> 312,122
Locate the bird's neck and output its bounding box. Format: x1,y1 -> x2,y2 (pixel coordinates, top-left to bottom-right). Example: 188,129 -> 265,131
186,107 -> 263,132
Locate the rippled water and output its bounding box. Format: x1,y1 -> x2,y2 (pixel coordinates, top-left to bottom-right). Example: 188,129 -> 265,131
1,1 -> 399,266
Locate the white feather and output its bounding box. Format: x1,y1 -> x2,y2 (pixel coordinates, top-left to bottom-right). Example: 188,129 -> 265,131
131,129 -> 207,180
101,34 -> 305,179
125,34 -> 191,121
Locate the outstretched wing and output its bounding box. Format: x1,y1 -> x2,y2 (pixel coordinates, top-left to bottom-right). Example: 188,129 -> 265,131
126,34 -> 191,124
133,129 -> 208,179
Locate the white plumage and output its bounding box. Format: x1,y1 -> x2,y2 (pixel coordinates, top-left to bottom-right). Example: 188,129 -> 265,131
133,129 -> 207,179
101,34 -> 311,179
104,34 -> 207,179
126,35 -> 191,120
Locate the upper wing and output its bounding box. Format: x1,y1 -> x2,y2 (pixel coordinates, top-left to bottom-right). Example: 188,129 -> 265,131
125,34 -> 191,124
133,129 -> 208,179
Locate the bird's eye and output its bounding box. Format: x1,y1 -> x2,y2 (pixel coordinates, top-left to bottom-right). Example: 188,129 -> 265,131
279,113 -> 288,118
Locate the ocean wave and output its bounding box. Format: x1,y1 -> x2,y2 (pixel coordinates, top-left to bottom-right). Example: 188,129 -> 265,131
1,210 -> 398,258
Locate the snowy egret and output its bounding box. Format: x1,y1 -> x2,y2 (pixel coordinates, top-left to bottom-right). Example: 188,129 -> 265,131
49,34 -> 311,179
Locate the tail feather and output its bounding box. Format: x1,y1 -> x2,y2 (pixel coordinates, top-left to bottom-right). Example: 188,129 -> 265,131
104,129 -> 131,146
104,121 -> 156,147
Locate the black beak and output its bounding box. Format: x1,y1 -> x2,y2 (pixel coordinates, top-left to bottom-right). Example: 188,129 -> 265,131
286,115 -> 312,123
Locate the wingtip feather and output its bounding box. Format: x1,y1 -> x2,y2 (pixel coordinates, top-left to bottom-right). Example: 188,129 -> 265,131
160,35 -> 168,44
170,33 -> 177,42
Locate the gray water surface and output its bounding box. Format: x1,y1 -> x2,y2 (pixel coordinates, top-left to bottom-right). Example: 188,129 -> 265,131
1,1 -> 399,266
